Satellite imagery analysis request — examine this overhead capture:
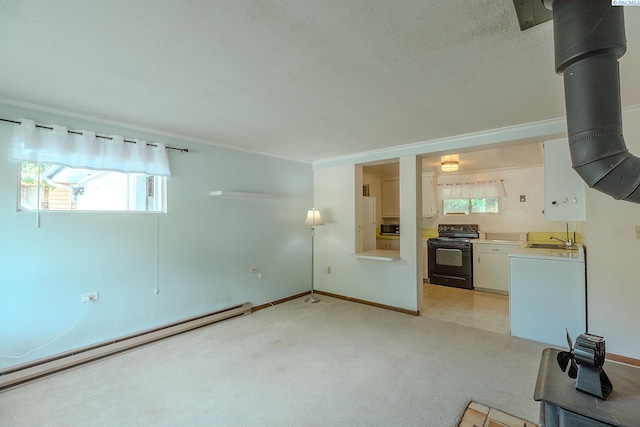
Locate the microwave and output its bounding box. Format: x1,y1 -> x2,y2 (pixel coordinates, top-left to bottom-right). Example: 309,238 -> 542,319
380,224 -> 400,235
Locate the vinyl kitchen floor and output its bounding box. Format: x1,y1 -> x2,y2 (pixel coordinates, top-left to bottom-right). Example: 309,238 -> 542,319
422,282 -> 510,335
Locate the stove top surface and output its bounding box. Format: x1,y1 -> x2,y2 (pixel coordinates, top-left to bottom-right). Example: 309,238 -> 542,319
437,224 -> 479,238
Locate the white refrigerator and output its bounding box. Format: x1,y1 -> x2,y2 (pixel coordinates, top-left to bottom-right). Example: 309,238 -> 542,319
362,196 -> 376,251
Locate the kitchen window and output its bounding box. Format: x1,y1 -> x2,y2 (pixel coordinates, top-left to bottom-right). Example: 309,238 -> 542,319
439,179 -> 505,215
442,197 -> 499,215
18,162 -> 166,212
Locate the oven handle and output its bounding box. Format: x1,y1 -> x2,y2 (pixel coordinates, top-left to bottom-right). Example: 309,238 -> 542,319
429,243 -> 471,250
435,248 -> 464,253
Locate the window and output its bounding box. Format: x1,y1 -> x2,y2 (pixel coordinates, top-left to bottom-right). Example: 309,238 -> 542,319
438,179 -> 505,214
443,198 -> 499,215
18,162 -> 166,212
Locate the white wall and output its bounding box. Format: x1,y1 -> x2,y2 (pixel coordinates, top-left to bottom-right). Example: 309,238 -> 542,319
314,160 -> 421,311
424,166 -> 573,233
0,103 -> 313,369
585,109 -> 640,359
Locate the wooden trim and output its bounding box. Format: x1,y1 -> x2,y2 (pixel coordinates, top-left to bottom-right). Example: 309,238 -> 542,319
314,290 -> 419,316
251,292 -> 309,312
0,303 -> 251,391
607,353 -> 640,367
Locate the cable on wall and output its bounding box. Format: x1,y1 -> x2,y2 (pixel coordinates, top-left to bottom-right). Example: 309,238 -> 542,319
260,274 -> 274,308
155,213 -> 160,295
36,163 -> 41,228
0,301 -> 91,359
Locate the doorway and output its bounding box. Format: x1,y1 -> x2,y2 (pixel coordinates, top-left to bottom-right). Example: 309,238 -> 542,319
421,283 -> 509,334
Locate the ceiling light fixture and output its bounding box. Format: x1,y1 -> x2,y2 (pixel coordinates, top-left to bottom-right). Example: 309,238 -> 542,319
441,161 -> 459,172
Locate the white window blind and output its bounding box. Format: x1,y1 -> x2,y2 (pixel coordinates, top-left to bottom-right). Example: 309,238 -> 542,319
438,180 -> 507,199
9,119 -> 170,176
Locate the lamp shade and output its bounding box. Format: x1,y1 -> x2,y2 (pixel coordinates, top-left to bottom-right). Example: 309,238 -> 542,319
304,208 -> 324,226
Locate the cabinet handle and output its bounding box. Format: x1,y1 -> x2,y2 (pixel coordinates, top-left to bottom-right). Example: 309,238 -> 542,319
491,248 -> 499,252
478,256 -> 480,263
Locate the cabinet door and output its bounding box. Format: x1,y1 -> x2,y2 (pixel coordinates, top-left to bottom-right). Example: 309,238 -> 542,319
422,173 -> 436,218
544,138 -> 586,221
381,180 -> 400,217
376,239 -> 399,251
473,244 -> 519,294
510,256 -> 586,346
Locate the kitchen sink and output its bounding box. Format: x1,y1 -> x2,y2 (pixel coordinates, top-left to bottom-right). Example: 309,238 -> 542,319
526,243 -> 575,250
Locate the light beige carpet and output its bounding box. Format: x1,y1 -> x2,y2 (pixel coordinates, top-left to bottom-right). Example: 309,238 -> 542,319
458,402 -> 537,427
0,296 -> 549,426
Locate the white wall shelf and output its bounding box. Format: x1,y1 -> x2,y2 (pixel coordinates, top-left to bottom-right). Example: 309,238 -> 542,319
210,191 -> 278,199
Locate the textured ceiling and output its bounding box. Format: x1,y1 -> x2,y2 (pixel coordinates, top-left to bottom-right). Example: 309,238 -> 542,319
1,1 -> 640,162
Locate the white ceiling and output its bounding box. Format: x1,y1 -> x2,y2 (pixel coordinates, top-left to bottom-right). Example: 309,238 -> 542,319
364,142 -> 544,178
2,1 -> 640,163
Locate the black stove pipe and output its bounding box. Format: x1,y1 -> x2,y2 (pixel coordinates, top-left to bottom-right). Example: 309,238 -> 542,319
551,0 -> 640,202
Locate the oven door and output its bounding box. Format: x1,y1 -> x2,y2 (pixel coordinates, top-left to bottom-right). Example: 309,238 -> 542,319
428,239 -> 473,289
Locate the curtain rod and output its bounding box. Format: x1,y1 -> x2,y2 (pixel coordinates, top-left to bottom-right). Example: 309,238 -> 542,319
0,118 -> 189,153
438,179 -> 504,186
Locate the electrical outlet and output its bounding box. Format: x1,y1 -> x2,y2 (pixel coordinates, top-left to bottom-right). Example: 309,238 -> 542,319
327,266 -> 331,274
250,267 -> 258,273
81,291 -> 99,303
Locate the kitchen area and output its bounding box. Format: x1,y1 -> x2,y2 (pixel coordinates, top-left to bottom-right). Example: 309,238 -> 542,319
362,138 -> 588,347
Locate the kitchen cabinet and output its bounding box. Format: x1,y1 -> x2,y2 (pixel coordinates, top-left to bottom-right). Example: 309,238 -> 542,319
381,179 -> 399,217
422,173 -> 436,218
376,238 -> 400,251
509,245 -> 586,347
544,138 -> 586,221
473,242 -> 520,294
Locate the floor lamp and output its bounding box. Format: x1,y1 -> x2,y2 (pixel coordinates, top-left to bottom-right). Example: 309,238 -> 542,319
304,208 -> 324,303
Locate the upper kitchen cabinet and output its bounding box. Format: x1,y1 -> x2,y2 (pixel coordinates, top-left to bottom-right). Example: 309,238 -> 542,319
544,138 -> 586,222
422,172 -> 436,217
381,179 -> 400,217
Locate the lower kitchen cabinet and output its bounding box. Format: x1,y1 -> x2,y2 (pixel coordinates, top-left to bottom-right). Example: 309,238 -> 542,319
509,249 -> 586,347
376,238 -> 400,251
473,243 -> 521,294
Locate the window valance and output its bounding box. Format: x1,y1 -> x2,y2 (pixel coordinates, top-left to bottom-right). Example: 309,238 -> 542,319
9,119 -> 171,176
438,180 -> 507,199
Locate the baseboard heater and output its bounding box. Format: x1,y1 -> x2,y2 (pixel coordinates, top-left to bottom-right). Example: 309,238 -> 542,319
0,302 -> 251,391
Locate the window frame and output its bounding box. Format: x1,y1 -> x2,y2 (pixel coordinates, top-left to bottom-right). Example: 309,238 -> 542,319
16,162 -> 167,213
442,197 -> 500,215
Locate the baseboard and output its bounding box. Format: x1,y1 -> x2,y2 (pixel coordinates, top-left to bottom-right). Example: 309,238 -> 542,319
607,352 -> 640,367
0,302 -> 251,391
314,290 -> 419,316
251,292 -> 309,312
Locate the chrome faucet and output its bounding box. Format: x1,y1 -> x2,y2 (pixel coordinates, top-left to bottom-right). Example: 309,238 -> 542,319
550,223 -> 574,248
550,235 -> 573,248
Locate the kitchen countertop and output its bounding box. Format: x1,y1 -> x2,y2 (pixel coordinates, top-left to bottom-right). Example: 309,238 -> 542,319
510,242 -> 584,262
354,249 -> 400,261
377,234 -> 400,240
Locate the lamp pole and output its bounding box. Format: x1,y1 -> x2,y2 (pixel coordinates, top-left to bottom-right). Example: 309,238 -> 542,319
306,225 -> 319,303
304,208 -> 323,303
